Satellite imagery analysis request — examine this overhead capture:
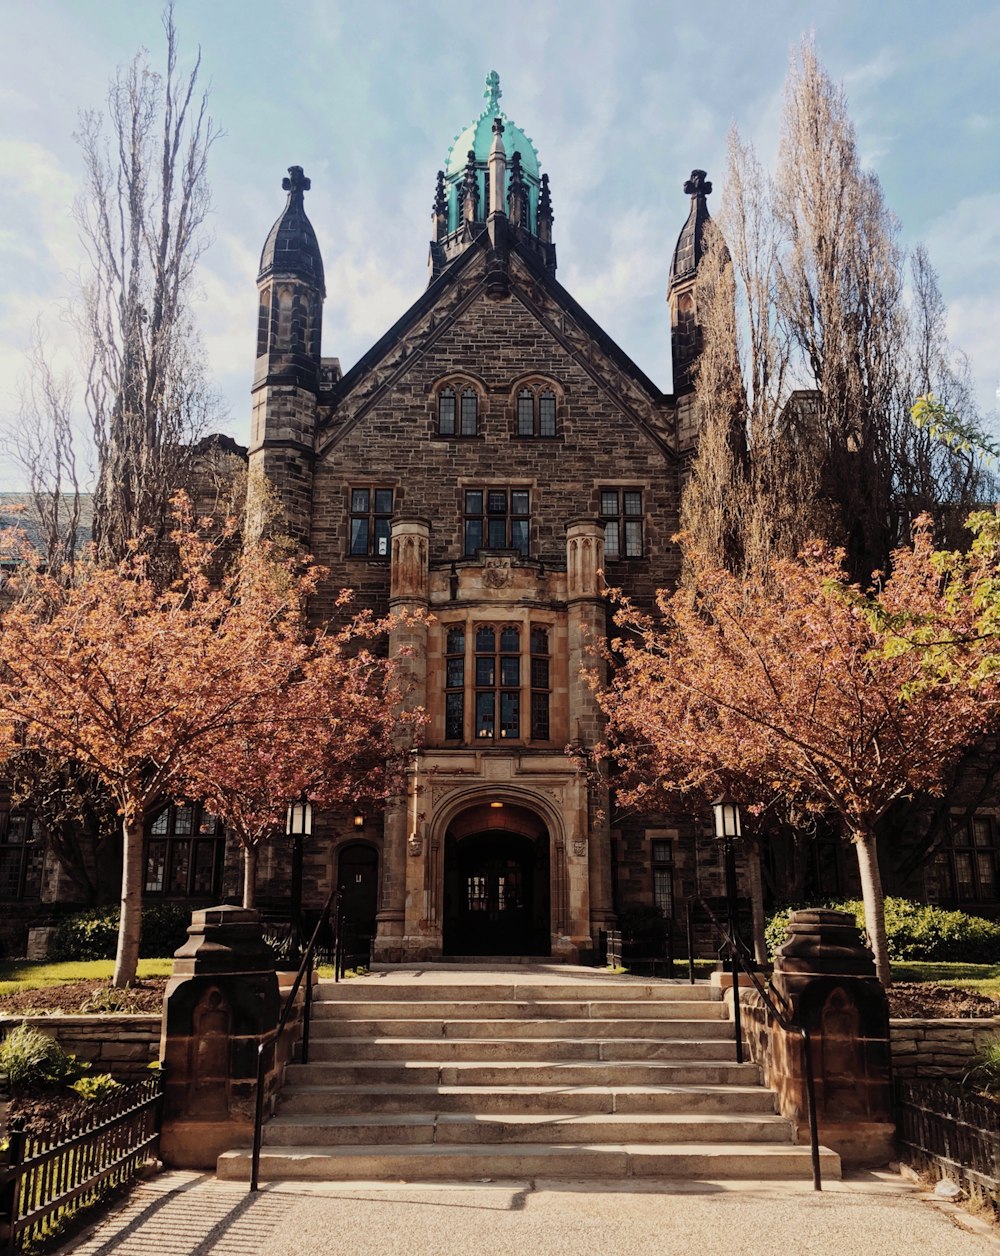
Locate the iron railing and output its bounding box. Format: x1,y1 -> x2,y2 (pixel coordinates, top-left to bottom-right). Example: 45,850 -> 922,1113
250,887 -> 343,1192
1,1074 -> 162,1253
896,1079 -> 1000,1215
685,895 -> 823,1191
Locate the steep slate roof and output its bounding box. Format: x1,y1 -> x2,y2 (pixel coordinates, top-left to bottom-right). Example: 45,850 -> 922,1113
318,226 -> 676,461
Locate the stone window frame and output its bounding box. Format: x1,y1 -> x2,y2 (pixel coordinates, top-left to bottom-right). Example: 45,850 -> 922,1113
431,374 -> 488,439
935,812 -> 999,903
599,485 -> 646,560
143,803 -> 224,900
508,375 -> 565,439
348,486 -> 395,560
437,613 -> 558,746
0,811 -> 43,901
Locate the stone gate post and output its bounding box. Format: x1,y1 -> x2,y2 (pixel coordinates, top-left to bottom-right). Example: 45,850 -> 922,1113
761,908 -> 894,1167
159,906 -> 279,1169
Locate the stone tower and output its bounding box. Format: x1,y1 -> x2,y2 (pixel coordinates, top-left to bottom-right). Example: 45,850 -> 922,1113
668,169 -> 713,451
248,166 -> 325,543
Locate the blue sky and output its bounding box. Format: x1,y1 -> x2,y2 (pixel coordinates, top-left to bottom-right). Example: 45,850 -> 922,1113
1,0 -> 998,485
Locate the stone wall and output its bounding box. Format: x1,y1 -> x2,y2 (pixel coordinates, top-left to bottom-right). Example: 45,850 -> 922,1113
890,1017 -> 1000,1080
0,1014 -> 160,1080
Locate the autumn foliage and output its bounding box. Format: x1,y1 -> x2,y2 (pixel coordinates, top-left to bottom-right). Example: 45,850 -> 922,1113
0,499 -> 407,986
599,521 -> 1000,983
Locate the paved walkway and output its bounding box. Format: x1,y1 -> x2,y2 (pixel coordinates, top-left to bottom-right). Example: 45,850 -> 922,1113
65,1170 -> 999,1256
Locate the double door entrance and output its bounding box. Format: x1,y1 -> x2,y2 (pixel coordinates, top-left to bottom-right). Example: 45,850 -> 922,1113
443,827 -> 550,957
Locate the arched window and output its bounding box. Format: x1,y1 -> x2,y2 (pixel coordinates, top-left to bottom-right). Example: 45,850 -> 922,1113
460,389 -> 478,436
513,383 -> 559,437
438,387 -> 456,435
144,804 -> 223,898
517,389 -> 535,436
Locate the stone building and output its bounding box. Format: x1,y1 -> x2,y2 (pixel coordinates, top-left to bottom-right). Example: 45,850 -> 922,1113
1,73 -> 997,959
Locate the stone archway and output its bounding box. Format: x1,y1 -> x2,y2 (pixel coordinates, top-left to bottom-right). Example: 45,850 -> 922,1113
442,801 -> 551,957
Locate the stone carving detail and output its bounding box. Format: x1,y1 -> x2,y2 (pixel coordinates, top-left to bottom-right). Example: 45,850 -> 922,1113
483,556 -> 515,588
572,839 -> 586,858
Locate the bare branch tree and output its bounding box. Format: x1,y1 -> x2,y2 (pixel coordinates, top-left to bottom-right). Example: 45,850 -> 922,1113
2,324 -> 85,571
74,2 -> 223,564
683,41 -> 991,586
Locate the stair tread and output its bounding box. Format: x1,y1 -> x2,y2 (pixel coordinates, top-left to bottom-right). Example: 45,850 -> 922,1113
225,1141 -> 838,1158
269,1112 -> 790,1127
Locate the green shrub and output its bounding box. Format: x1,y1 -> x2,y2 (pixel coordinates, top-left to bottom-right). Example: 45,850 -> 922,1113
78,984 -> 144,1014
70,1073 -> 121,1102
0,1025 -> 85,1090
766,898 -> 1000,963
965,1037 -> 1000,1095
49,904 -> 191,962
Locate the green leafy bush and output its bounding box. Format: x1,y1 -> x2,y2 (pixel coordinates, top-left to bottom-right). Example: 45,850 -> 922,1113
0,1025 -> 85,1090
766,898 -> 1000,963
78,984 -> 144,1013
49,904 -> 191,962
70,1073 -> 121,1102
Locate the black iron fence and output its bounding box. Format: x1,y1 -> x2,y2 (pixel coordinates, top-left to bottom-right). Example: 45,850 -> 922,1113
0,1074 -> 162,1253
896,1080 -> 1000,1216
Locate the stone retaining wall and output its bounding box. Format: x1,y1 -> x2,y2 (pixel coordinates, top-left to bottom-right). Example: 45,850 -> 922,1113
0,1015 -> 160,1080
890,1016 -> 1000,1080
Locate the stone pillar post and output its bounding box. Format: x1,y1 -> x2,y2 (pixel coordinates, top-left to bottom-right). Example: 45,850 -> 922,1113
375,518 -> 430,963
565,518 -> 613,956
159,906 -> 279,1169
764,909 -> 894,1167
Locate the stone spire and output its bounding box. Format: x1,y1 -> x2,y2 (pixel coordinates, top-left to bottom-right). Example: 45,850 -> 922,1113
668,169 -> 713,290
488,116 -> 507,220
507,150 -> 527,229
461,150 -> 479,225
537,173 -> 553,244
433,169 -> 447,241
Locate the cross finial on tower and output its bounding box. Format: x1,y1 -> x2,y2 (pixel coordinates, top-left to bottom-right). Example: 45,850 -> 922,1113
683,169 -> 712,198
492,116 -> 505,137
484,70 -> 502,113
282,166 -> 312,196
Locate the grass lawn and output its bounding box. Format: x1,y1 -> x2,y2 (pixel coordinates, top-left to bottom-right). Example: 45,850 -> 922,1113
892,961 -> 1000,1000
0,959 -> 173,997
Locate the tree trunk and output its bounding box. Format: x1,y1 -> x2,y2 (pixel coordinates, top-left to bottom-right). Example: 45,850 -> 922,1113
747,838 -> 768,966
112,817 -> 144,987
243,843 -> 258,910
852,824 -> 891,986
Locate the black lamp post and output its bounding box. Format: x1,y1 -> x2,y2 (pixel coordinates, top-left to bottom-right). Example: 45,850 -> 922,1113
286,800 -> 312,951
711,794 -> 743,970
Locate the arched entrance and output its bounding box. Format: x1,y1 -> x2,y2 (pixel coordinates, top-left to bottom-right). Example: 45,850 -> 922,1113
443,802 -> 550,957
337,842 -> 379,966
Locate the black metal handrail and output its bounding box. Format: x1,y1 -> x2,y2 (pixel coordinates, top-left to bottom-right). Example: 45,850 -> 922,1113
250,886 -> 343,1192
685,895 -> 823,1192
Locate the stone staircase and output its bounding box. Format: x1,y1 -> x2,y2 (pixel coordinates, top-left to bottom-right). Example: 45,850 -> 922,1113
217,969 -> 840,1182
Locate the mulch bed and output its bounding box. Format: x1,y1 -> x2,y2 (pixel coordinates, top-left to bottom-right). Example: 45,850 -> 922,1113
0,979 -> 168,1017
887,982 -> 1000,1019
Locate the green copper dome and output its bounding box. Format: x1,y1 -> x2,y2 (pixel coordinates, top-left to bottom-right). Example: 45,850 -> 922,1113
441,72 -> 543,234
446,71 -> 541,180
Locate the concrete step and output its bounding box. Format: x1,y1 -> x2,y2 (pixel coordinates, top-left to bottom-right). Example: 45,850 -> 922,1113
306,1036 -> 741,1063
262,1111 -> 795,1147
218,1141 -> 841,1182
315,980 -> 718,1004
310,999 -> 725,1021
309,1017 -> 734,1041
282,1059 -> 762,1088
277,1082 -> 779,1118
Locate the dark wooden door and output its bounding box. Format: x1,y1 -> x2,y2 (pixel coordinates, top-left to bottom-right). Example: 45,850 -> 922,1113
337,843 -> 379,966
445,832 -> 549,956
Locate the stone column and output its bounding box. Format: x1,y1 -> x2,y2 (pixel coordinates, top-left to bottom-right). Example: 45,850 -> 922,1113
375,519 -> 430,963
763,909 -> 894,1167
565,518 -> 614,956
159,906 -> 279,1169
